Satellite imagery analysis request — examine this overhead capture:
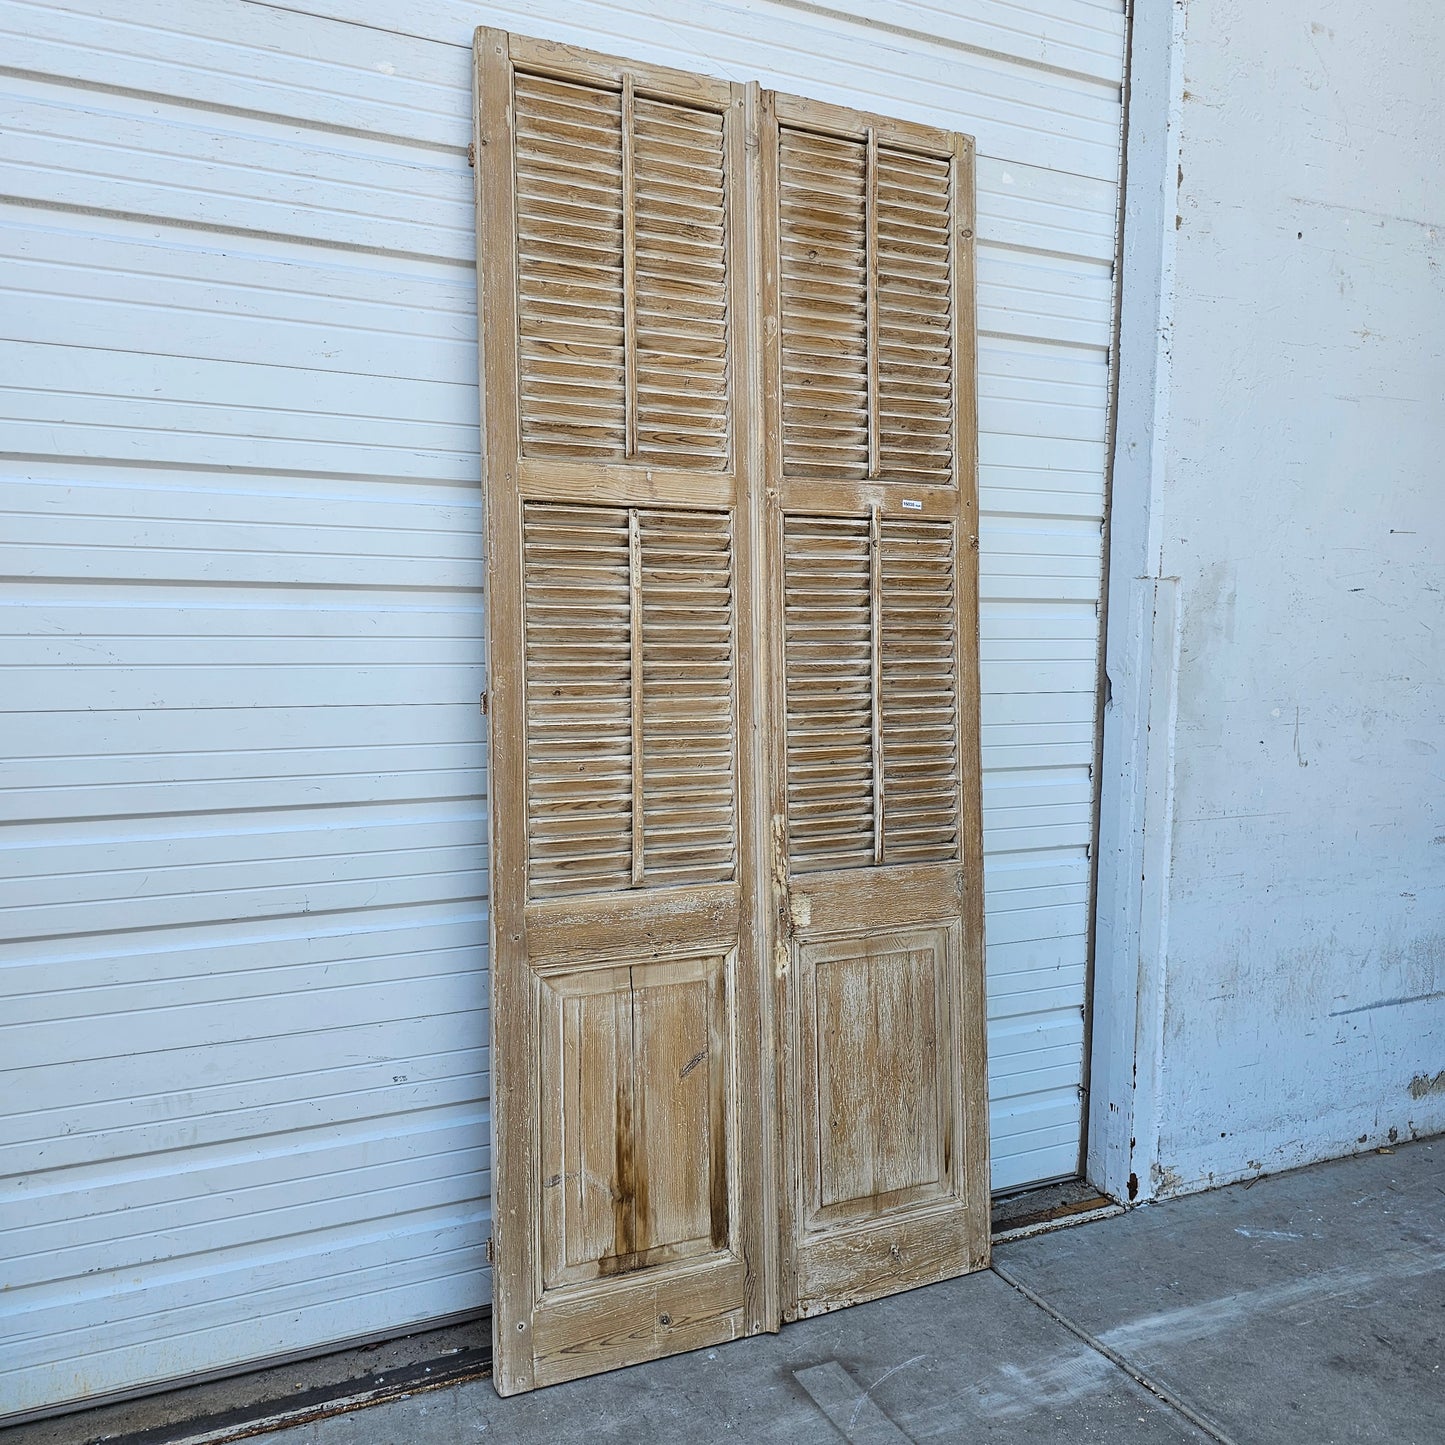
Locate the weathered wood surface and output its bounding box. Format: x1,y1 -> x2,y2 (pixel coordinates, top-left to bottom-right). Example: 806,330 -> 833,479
475,30 -> 768,1396
476,28 -> 986,1391
762,91 -> 989,1323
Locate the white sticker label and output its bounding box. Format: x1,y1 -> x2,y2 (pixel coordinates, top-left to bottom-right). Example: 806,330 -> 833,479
901,498 -> 923,511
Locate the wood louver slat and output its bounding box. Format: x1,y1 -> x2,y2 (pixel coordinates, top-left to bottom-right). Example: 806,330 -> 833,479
777,127 -> 956,483
523,503 -> 633,897
632,99 -> 730,467
782,513 -> 875,871
638,509 -> 736,885
514,71 -> 730,467
777,130 -> 868,478
879,519 -> 960,863
781,514 -> 961,873
514,74 -> 626,458
875,150 -> 954,481
523,502 -> 736,899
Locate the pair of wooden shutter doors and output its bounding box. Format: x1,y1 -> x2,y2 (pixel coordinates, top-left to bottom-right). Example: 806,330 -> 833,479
474,29 -> 988,1395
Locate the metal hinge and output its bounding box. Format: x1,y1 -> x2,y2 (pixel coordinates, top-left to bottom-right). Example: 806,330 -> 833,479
467,141 -> 476,168
479,691 -> 488,716
485,1235 -> 495,1264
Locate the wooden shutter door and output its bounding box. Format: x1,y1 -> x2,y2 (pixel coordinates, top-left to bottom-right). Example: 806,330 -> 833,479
474,32 -> 772,1393
760,92 -> 990,1318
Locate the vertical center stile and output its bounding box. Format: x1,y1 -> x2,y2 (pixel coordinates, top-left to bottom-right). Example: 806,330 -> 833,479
864,127 -> 880,482
629,508 -> 645,885
869,503 -> 884,865
621,74 -> 639,459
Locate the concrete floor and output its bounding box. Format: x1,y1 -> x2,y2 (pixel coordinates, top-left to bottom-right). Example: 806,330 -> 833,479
25,1139 -> 1444,1444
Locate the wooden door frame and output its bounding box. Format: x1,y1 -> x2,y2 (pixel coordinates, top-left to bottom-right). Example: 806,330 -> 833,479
756,88 -> 990,1317
475,28 -> 986,1387
473,30 -> 777,1394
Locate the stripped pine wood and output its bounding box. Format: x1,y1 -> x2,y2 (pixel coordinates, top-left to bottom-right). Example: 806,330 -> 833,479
880,518 -> 962,864
632,98 -> 730,467
479,27 -> 984,1390
776,117 -> 957,485
778,128 -> 869,478
520,504 -> 736,897
513,60 -> 731,469
781,514 -> 875,872
523,504 -> 633,898
637,509 -> 736,886
475,31 -> 769,1396
762,92 -> 988,1322
875,149 -> 955,481
514,72 -> 626,459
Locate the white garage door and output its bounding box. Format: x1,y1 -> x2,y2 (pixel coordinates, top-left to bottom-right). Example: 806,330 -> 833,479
0,0 -> 1122,1419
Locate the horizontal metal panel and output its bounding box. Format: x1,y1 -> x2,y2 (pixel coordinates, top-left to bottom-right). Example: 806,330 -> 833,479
1,1220 -> 491,1417
0,76 -> 474,259
989,1089 -> 1084,1190
0,0 -> 1123,1414
278,0 -> 1122,177
1,0 -> 469,148
978,246 -> 1115,348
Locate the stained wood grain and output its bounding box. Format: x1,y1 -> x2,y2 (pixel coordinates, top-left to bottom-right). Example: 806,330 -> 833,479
761,91 -> 989,1324
479,28 -> 984,1388
476,30 -> 768,1397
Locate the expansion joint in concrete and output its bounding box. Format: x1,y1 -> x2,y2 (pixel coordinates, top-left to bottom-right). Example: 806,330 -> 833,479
989,1262 -> 1239,1445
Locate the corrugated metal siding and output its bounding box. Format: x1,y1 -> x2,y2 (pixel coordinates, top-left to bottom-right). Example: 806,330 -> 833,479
0,0 -> 1122,1416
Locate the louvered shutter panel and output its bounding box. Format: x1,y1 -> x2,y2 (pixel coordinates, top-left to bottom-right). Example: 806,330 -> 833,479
778,131 -> 956,483
762,93 -> 988,1319
475,32 -> 769,1395
512,70 -> 731,467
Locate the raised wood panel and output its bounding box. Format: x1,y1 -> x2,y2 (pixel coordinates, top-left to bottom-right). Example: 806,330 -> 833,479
804,928 -> 954,1221
539,952 -> 730,1288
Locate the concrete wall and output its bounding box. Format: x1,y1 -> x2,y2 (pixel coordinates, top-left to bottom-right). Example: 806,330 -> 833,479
1093,0 -> 1445,1201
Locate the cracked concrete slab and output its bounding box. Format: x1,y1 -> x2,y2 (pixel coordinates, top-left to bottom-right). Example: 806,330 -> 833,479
246,1269 -> 1208,1445
24,1142 -> 1441,1443
996,1139 -> 1444,1445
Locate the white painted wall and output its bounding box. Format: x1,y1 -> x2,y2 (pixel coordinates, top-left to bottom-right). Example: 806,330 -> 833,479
1092,0 -> 1445,1202
0,0 -> 1124,1418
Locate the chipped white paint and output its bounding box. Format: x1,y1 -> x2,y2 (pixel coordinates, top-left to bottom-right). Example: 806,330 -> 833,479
1092,0 -> 1445,1203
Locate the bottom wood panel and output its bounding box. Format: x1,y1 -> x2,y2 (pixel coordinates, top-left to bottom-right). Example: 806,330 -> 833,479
787,908 -> 989,1319
529,1255 -> 748,1388
806,928 -> 954,1223
510,946 -> 751,1390
790,1201 -> 988,1317
538,954 -> 731,1289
